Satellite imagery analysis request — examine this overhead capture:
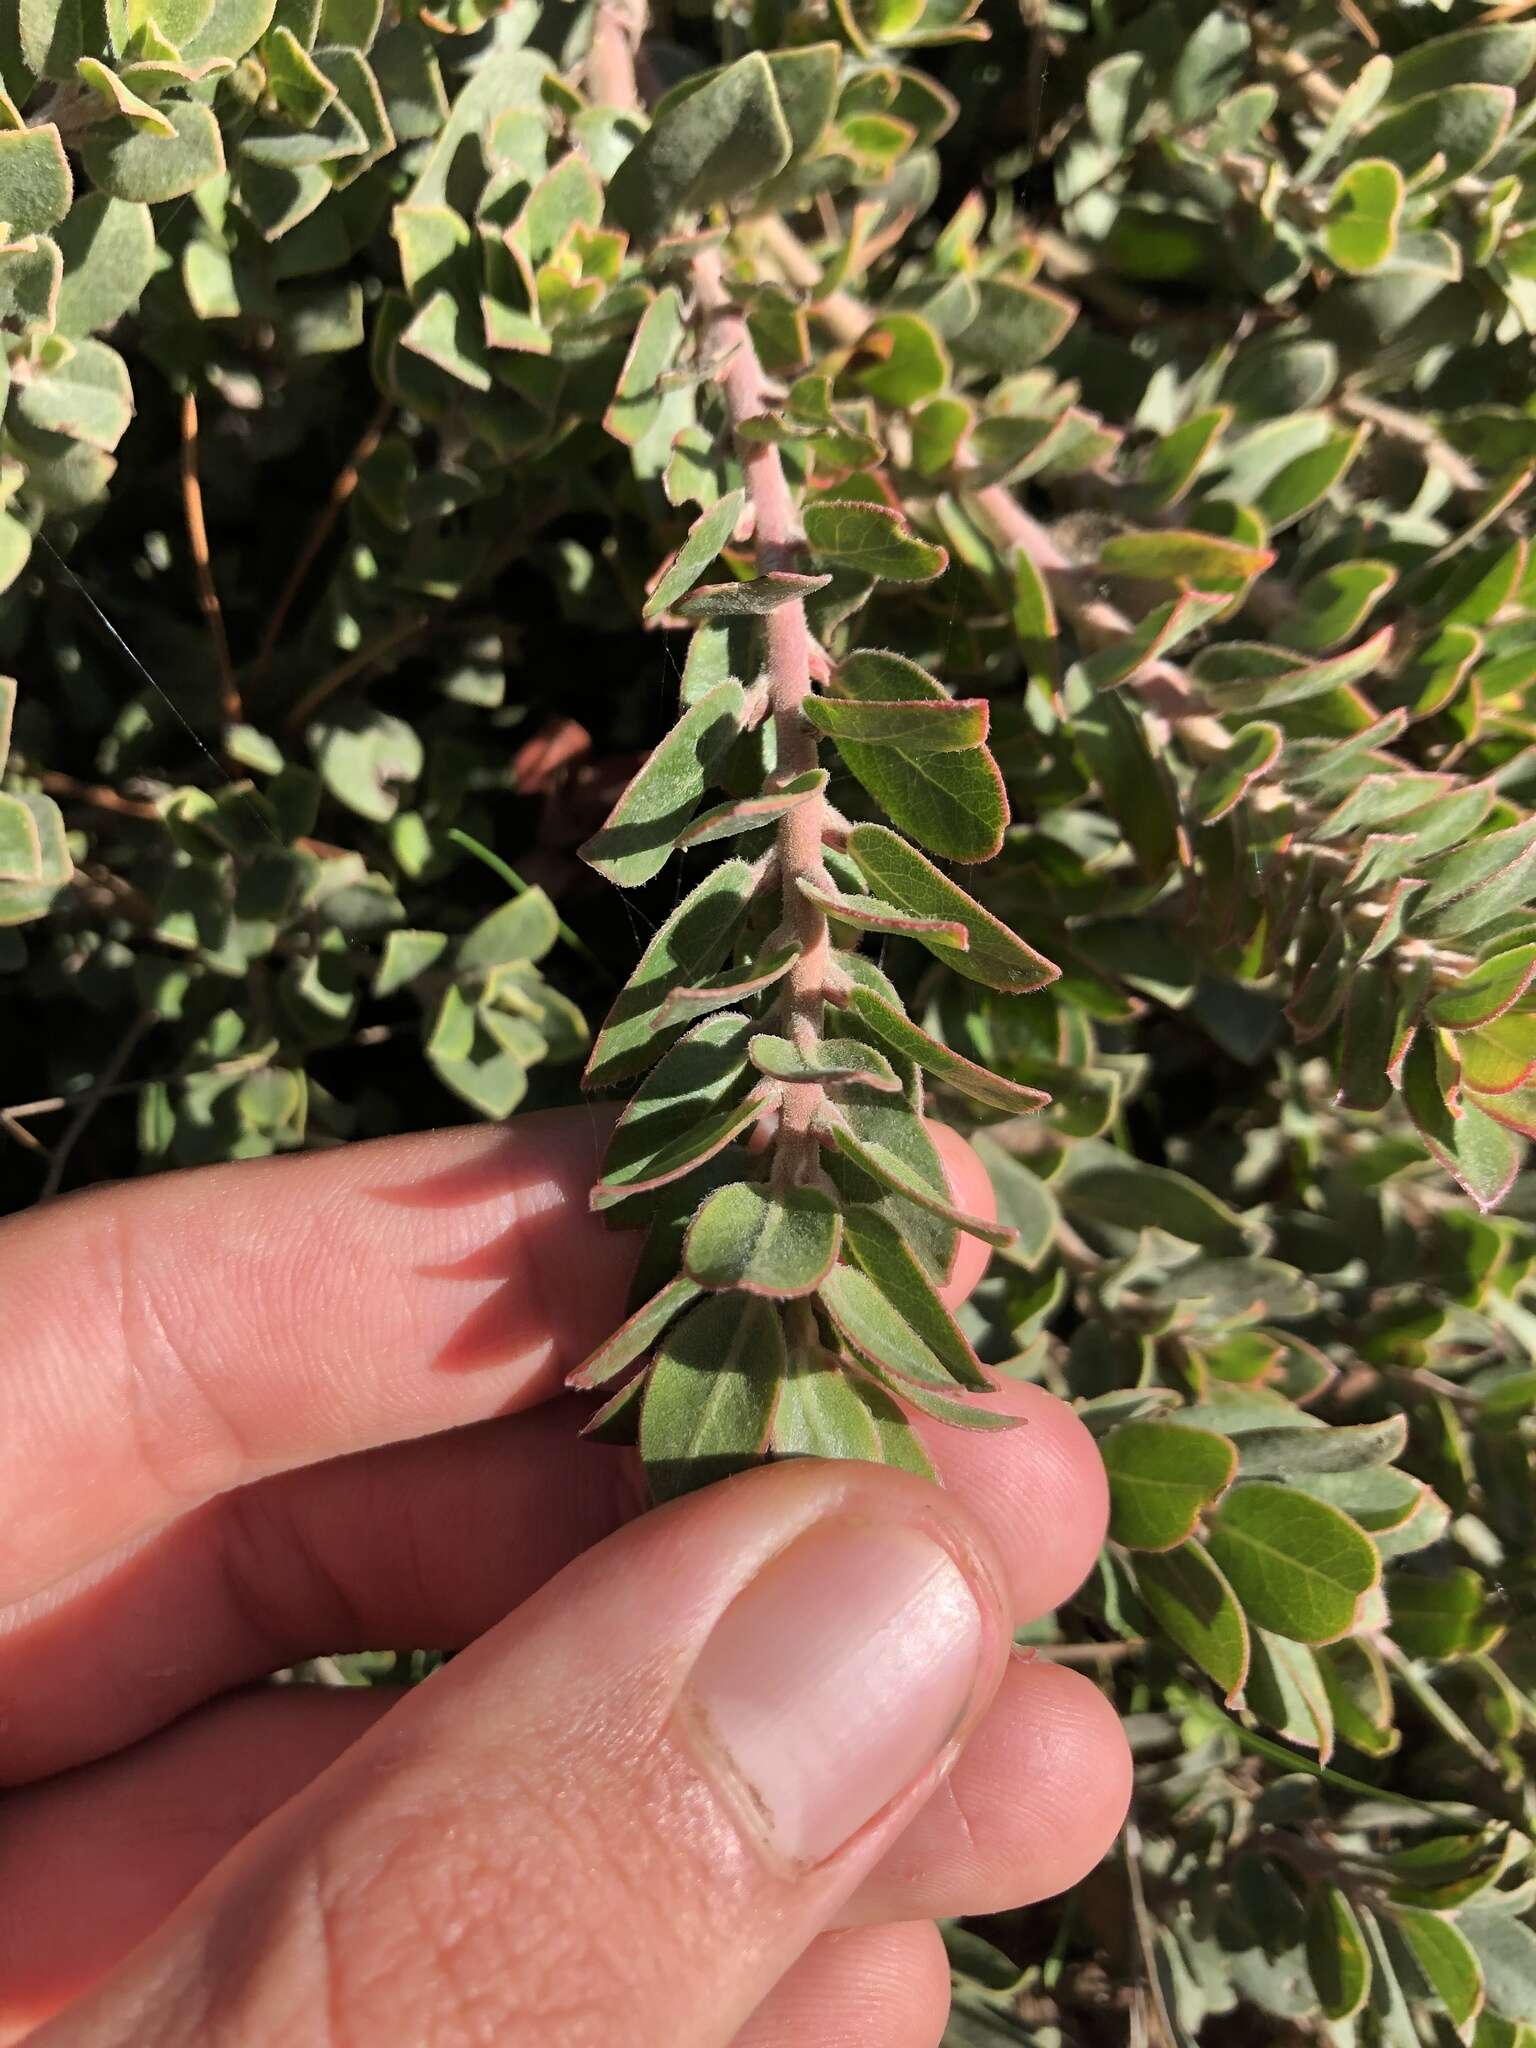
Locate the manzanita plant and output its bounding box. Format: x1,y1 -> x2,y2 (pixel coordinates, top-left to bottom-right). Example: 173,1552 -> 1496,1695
8,0 -> 1536,2040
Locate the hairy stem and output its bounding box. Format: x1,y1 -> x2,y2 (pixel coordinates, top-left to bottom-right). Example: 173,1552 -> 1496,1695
692,247 -> 830,1182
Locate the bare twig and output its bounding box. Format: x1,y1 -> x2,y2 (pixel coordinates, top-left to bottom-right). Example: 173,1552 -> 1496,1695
180,389 -> 241,729
38,1009 -> 155,1200
281,611 -> 431,733
257,396 -> 392,672
37,771 -> 162,822
586,0 -> 645,107
1341,391 -> 1485,498
1034,1639 -> 1148,1667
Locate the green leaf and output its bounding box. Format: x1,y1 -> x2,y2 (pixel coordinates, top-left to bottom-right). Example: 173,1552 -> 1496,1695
825,648 -> 1007,863
641,1292 -> 785,1502
607,52 -> 793,243
569,1272 -> 707,1391
1391,1907 -> 1486,2033
675,572 -> 831,619
580,680 -> 745,887
748,1032 -> 899,1091
1190,626 -> 1396,714
82,100 -> 225,203
1135,1539 -> 1251,1700
772,1352 -> 883,1461
13,337 -> 133,452
676,772 -> 827,849
1189,721 -> 1282,827
803,499 -> 947,582
1306,1883 -> 1373,2021
1058,1152 -> 1257,1255
971,1136 -> 1060,1267
0,124 -> 71,234
1459,1914 -> 1536,2028
1204,1483 -> 1380,1645
798,877 -> 969,948
1316,1638 -> 1398,1760
1233,1415 -> 1408,1480
373,928 -> 447,997
1410,820 -> 1536,943
823,1113 -> 1016,1249
841,1202 -> 988,1388
805,693 -> 987,751
1431,947 -> 1536,1032
846,824 -> 1059,993
53,194 -> 155,335
457,890 -> 558,972
820,1259 -> 966,1389
1324,159 -> 1404,274
1103,1421 -> 1237,1552
584,862 -> 756,1087
644,489 -> 746,620
76,59 -> 176,139
1390,24 -> 1536,101
853,311 -> 949,408
1402,1027 -> 1522,1213
953,277 -> 1075,373
684,1180 -> 842,1295
653,941 -> 798,1030
310,708 -> 421,823
1387,1566 -> 1503,1661
842,986 -> 1048,1115
1351,84 -> 1515,189
1073,690 -> 1180,877
1098,528 -> 1274,588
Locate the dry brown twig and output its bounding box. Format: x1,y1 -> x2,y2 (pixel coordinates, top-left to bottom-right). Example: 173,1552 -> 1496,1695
180,389 -> 241,729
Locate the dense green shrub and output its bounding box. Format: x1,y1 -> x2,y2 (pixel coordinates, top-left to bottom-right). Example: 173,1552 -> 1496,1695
6,0 -> 1536,2039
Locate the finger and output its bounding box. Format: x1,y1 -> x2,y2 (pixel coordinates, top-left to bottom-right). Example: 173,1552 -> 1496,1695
732,1924 -> 950,2048
927,1118 -> 996,1307
1,1109 -> 990,1610
0,1654 -> 1126,2026
0,1112 -> 634,1604
0,1372 -> 1102,1781
0,1688 -> 391,2044
847,1660 -> 1131,1924
43,1462 -> 1012,2048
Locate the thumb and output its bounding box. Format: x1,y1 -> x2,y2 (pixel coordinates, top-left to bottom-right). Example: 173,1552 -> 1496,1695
47,1460 -> 1013,2048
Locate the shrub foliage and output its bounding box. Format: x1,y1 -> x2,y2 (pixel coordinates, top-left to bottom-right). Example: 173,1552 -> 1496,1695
6,0 -> 1536,2038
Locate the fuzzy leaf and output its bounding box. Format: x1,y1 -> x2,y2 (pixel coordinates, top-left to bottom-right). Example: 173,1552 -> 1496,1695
1307,1884 -> 1373,2021
0,125 -> 71,236
797,877 -> 968,948
676,572 -> 831,618
1205,1483 -> 1380,1645
644,489 -> 746,620
772,1353 -> 883,1461
1058,1152 -> 1257,1255
1351,84 -> 1515,189
53,194 -> 155,336
842,986 -> 1048,1114
1402,1025 -> 1523,1213
748,1032 -> 899,1091
954,277 -> 1075,372
1099,527 -> 1273,588
607,53 -> 792,242
567,1274 -> 704,1390
1324,159 -> 1404,274
13,338 -> 133,452
823,1113 -> 1015,1249
653,942 -> 798,1030
804,694 -> 987,751
580,680 -> 745,887
1103,1421 -> 1237,1553
676,772 -> 826,849
841,1202 -> 988,1388
1431,947 -> 1536,1032
584,863 -> 757,1086
641,1292 -> 785,1501
1391,1907 -> 1485,2033
1190,721 -> 1282,827
846,825 -> 1058,993
820,1259 -> 964,1388
684,1180 -> 842,1295
803,499 -> 947,582
825,648 -> 1007,862
1135,1539 -> 1250,1701
82,101 -> 225,203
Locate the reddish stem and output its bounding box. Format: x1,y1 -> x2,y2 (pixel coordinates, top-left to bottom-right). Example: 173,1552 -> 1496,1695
692,248 -> 829,1180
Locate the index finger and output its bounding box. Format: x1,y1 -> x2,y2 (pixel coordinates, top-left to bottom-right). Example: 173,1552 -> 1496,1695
0,1112 -> 633,1606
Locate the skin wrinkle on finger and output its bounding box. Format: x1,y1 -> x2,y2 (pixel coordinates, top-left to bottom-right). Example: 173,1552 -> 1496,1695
31,1464 -> 1015,2048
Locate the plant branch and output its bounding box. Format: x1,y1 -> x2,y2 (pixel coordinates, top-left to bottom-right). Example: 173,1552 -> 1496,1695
38,1008 -> 155,1201
693,246 -> 831,1181
257,396 -> 392,674
586,0 -> 645,108
282,611 -> 431,733
180,389 -> 241,730
36,771 -> 162,822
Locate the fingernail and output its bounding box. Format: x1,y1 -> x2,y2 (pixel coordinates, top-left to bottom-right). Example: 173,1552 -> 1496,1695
687,1520 -> 987,1866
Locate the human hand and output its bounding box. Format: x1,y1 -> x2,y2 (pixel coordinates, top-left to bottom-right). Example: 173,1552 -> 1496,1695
0,1111 -> 1130,2047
